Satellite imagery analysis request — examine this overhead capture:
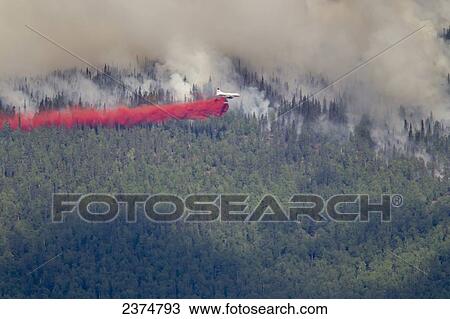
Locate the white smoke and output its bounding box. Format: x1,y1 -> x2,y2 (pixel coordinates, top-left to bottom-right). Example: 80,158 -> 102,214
0,81 -> 32,111
235,87 -> 270,117
1,0 -> 450,120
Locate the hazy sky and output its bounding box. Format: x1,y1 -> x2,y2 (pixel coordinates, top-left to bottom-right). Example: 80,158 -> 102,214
1,0 -> 449,118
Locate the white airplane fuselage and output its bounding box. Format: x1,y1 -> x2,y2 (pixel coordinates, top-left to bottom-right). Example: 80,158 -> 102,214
216,88 -> 240,100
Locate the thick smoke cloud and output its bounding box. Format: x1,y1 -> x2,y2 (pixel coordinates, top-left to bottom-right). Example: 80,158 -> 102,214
0,0 -> 450,119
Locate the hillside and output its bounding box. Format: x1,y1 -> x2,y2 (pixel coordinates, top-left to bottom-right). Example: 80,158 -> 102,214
0,110 -> 449,298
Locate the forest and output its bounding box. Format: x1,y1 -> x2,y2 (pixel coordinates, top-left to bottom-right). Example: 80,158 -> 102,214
0,97 -> 449,297
0,50 -> 449,298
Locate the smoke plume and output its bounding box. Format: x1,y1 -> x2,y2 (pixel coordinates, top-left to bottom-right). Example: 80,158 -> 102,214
1,0 -> 450,120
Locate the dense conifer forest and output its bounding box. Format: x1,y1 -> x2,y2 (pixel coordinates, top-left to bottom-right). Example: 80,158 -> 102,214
0,100 -> 449,297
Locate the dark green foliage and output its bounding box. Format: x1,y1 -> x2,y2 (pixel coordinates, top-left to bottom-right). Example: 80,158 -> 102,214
0,111 -> 449,298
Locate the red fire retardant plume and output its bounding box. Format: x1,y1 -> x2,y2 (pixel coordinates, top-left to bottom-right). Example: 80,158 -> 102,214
0,98 -> 229,131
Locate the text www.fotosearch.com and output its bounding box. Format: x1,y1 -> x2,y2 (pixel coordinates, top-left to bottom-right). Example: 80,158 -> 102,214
189,302 -> 327,315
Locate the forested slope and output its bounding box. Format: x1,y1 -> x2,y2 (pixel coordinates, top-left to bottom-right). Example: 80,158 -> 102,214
0,111 -> 449,298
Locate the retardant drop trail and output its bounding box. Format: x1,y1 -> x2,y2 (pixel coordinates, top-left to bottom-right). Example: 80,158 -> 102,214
0,98 -> 229,131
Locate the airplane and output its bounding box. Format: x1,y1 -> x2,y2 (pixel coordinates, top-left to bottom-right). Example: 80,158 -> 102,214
216,88 -> 240,100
